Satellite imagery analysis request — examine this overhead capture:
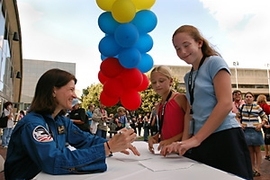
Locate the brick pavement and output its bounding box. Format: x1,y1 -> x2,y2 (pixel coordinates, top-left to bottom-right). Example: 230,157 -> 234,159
0,146 -> 269,180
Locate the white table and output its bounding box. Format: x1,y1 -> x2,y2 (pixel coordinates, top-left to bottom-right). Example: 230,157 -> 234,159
35,141 -> 243,180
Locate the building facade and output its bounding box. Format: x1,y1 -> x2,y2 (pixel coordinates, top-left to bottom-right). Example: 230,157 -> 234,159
167,65 -> 270,100
20,59 -> 76,109
0,0 -> 22,111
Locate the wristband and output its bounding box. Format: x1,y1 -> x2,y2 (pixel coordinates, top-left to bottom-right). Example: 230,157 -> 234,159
106,141 -> 113,156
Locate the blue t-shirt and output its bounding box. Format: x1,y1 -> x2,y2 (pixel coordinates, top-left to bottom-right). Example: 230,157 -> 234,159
184,56 -> 240,134
119,115 -> 127,127
86,111 -> 93,125
86,111 -> 93,118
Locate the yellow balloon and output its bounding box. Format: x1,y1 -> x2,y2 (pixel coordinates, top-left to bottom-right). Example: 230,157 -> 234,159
131,0 -> 156,10
112,0 -> 136,23
96,0 -> 116,11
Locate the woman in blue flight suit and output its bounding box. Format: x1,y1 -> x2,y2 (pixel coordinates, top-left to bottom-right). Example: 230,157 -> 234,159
4,68 -> 139,180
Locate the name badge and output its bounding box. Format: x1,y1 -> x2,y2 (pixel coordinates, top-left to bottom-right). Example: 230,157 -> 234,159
58,125 -> 65,134
246,122 -> 254,128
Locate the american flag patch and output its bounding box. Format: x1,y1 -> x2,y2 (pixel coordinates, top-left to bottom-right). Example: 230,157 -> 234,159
33,125 -> 53,142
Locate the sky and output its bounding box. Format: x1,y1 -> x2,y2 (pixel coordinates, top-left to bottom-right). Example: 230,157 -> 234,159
16,0 -> 270,91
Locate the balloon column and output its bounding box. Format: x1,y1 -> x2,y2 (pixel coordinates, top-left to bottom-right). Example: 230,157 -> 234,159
96,0 -> 157,110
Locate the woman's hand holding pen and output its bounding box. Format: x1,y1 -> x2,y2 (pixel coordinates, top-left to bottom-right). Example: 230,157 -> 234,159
107,128 -> 140,156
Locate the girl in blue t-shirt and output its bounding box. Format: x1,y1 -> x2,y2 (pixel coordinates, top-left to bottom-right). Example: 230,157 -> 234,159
161,25 -> 253,180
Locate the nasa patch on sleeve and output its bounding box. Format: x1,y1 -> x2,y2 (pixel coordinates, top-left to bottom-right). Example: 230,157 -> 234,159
33,125 -> 53,142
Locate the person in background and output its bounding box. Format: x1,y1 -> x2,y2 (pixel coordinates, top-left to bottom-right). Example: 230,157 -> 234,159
92,102 -> 109,139
1,101 -> 14,148
18,110 -> 25,121
86,104 -> 95,132
161,25 -> 253,180
136,114 -> 143,136
148,66 -> 187,154
256,94 -> 270,161
126,110 -> 132,125
117,106 -> 129,129
149,103 -> 158,136
125,110 -> 136,133
143,112 -> 150,141
14,110 -> 26,126
239,92 -> 268,177
130,115 -> 137,134
4,68 -> 139,180
232,89 -> 245,123
108,114 -> 118,138
69,98 -> 90,133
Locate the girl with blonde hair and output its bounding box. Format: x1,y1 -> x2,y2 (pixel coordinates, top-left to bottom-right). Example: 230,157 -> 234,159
148,65 -> 188,154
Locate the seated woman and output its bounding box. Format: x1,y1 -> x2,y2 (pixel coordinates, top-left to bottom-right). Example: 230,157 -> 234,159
4,68 -> 140,180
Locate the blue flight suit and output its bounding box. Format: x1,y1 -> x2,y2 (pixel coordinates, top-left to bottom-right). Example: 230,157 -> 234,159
4,112 -> 107,180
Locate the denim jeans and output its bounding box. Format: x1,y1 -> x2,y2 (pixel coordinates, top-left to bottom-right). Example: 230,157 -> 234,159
143,127 -> 149,141
2,127 -> 13,147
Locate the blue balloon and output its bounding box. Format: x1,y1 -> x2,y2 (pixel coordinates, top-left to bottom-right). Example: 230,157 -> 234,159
114,23 -> 139,48
100,54 -> 118,61
98,35 -> 121,57
98,12 -> 120,34
132,10 -> 158,34
101,54 -> 107,61
134,34 -> 153,53
118,48 -> 141,69
136,53 -> 154,73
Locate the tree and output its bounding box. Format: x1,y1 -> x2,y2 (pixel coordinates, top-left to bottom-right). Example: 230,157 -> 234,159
81,76 -> 185,115
81,83 -> 103,108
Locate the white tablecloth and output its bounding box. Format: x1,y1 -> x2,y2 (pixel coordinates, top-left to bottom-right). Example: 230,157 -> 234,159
35,141 -> 243,180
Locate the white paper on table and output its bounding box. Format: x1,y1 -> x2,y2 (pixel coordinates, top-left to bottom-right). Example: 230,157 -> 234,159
139,155 -> 194,172
153,143 -> 161,154
111,151 -> 152,162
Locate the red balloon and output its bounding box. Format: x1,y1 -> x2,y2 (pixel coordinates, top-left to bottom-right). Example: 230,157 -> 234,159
100,90 -> 119,107
98,71 -> 108,84
103,78 -> 124,98
120,90 -> 141,110
137,73 -> 149,91
120,68 -> 143,89
100,57 -> 124,78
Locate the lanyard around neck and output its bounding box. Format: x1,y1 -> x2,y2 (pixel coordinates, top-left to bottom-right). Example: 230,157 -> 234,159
158,90 -> 172,133
245,104 -> 253,118
188,56 -> 206,114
